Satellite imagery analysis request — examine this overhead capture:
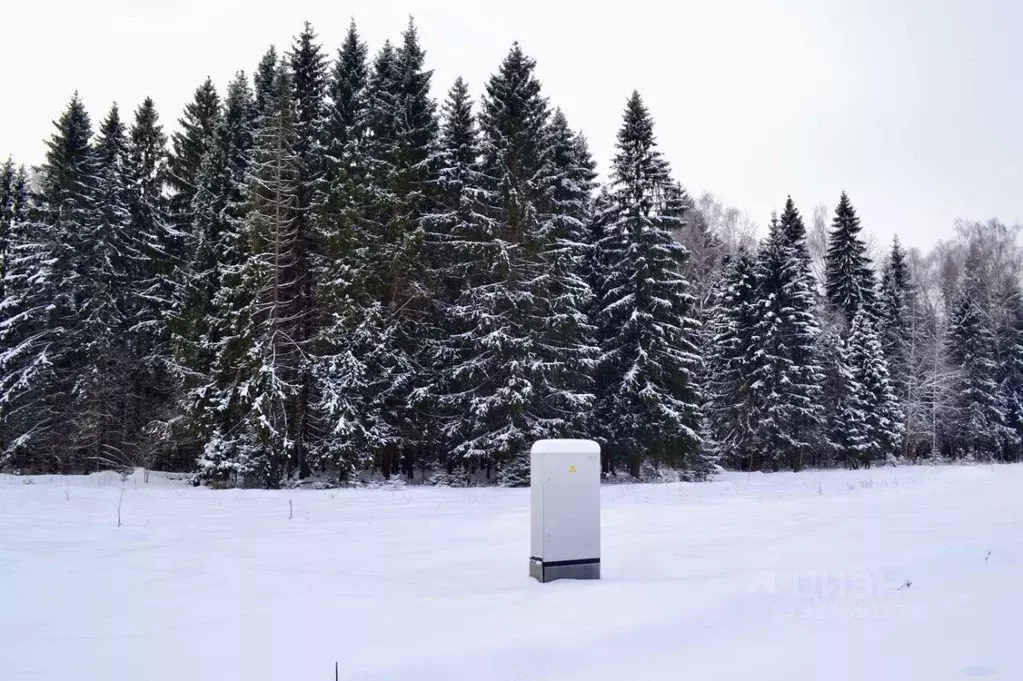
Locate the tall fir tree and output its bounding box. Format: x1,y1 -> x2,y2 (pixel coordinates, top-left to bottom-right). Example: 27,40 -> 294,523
204,57 -> 306,487
878,237 -> 913,397
317,18 -> 369,232
703,247 -> 760,470
877,235 -> 914,457
749,200 -> 825,470
1,158 -> 15,297
325,20 -> 369,163
943,267 -> 1005,460
780,198 -> 814,274
0,156 -> 14,212
585,186 -> 616,471
316,19 -> 369,283
121,96 -> 182,469
290,23 -> 328,166
845,308 -> 904,466
825,191 -> 876,324
321,40 -> 405,478
73,104 -> 135,466
360,39 -> 399,247
350,21 -> 439,478
996,275 -> 1023,463
168,79 -> 221,240
13,167 -> 28,220
253,47 -> 280,119
593,91 -> 703,479
127,98 -> 173,318
539,109 -> 600,450
176,72 -> 256,476
437,44 -> 575,484
163,82 -> 221,465
0,94 -> 97,470
309,24 -> 375,481
287,22 -> 329,478
0,160 -> 30,457
0,159 -> 29,304
818,320 -> 858,467
426,77 -> 480,297
420,76 -> 485,474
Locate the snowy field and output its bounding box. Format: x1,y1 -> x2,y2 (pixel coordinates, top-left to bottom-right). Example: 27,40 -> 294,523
2,464 -> 1022,681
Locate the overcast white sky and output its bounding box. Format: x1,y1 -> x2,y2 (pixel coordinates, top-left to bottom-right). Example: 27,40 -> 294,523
1,0 -> 1019,250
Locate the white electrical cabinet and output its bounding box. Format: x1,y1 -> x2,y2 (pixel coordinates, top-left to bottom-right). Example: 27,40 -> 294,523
529,439 -> 601,583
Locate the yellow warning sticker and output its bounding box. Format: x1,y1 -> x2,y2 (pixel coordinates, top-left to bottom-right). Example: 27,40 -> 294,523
568,465 -> 577,473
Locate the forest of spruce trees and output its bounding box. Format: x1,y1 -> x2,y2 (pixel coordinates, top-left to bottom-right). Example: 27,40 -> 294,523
1,19 -> 1021,488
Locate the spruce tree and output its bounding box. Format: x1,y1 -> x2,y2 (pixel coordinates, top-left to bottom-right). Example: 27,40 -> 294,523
780,197 -> 814,274
122,97 -> 180,466
593,91 -> 703,479
315,19 -> 369,284
320,40 -> 403,478
996,277 -> 1023,462
877,236 -> 913,452
316,19 -> 369,253
12,167 -> 28,219
309,24 -> 377,481
73,104 -> 134,465
309,301 -> 384,481
325,20 -> 369,162
127,98 -> 173,311
177,72 -> 255,477
818,320 -> 858,468
420,76 -> 485,474
537,108 -> 600,456
586,186 -> 616,471
168,79 -> 221,238
290,23 -> 328,163
703,247 -> 760,470
0,160 -> 29,458
825,191 -> 876,324
253,47 -> 280,120
0,156 -> 13,209
749,200 -> 825,471
360,39 -> 399,241
211,57 -> 305,487
348,21 -> 438,478
1,158 -> 14,270
748,213 -> 789,471
845,308 -> 903,466
426,77 -> 480,295
286,22 -> 329,478
437,45 -> 564,483
944,269 -> 1005,460
0,94 -> 97,470
137,91 -> 195,466
0,158 -> 26,303
547,110 -> 598,227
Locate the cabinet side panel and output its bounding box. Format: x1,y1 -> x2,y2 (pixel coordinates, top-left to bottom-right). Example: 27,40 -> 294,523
530,450 -> 544,558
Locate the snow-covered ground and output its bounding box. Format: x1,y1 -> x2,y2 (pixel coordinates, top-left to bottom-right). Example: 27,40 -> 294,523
2,464 -> 1021,681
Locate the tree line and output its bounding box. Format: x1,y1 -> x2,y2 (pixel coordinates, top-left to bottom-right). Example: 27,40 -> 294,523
1,19 -> 1019,488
